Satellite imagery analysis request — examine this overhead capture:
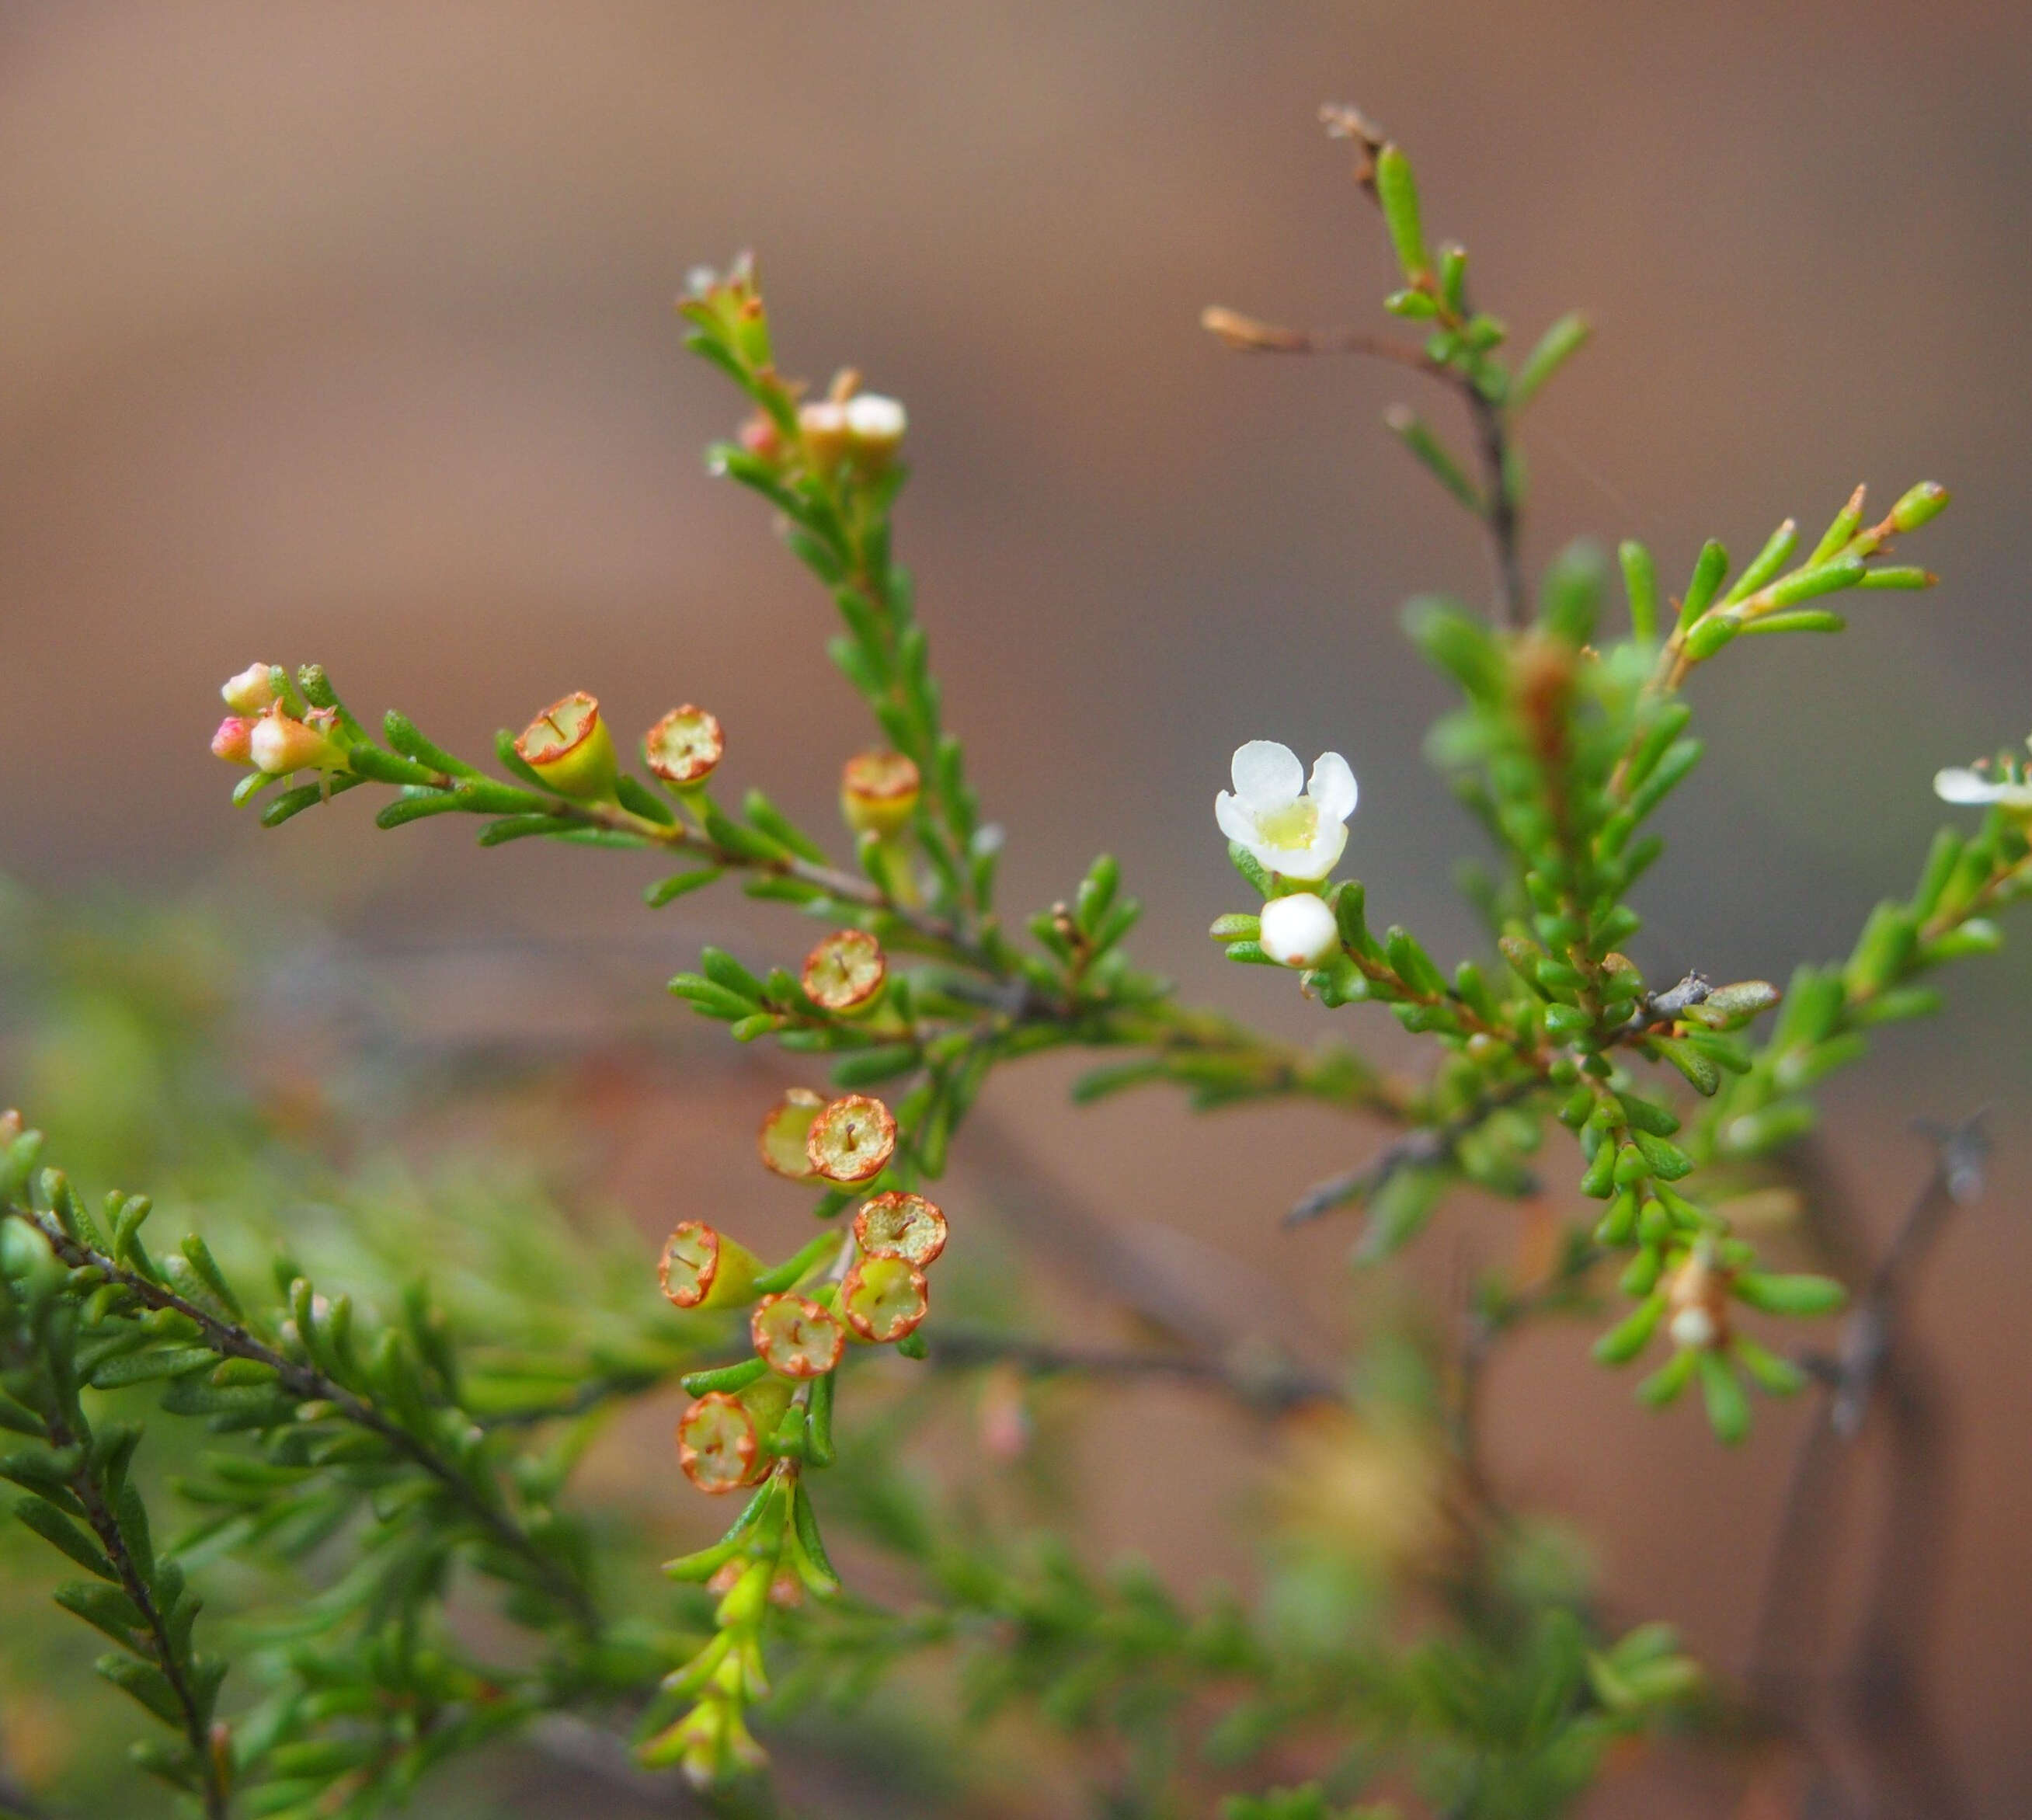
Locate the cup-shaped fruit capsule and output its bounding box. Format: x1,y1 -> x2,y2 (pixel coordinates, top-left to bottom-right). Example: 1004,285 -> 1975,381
658,1221 -> 761,1310
805,1094 -> 896,1185
645,705 -> 725,787
842,393 -> 906,468
801,929 -> 886,1014
840,1256 -> 929,1345
751,1293 -> 845,1378
757,1087 -> 826,1181
514,691 -> 618,801
851,1191 -> 947,1268
840,750 -> 920,836
798,398 -> 850,469
677,1392 -> 765,1494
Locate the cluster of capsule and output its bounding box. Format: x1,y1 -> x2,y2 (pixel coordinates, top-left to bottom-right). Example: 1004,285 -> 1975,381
659,1087 -> 948,1496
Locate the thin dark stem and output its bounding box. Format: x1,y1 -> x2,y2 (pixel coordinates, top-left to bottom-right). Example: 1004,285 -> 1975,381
40,1405 -> 229,1820
18,1208 -> 602,1638
1466,387 -> 1526,631
1287,1077 -> 1541,1227
1748,1116 -> 1986,1820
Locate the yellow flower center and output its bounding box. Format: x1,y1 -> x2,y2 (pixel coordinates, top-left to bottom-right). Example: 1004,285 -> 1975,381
1255,799 -> 1317,851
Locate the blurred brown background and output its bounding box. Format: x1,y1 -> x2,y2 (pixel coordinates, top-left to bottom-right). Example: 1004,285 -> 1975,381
2,2 -> 2030,1814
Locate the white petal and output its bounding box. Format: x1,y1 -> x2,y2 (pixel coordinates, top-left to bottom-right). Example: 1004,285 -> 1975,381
1260,893 -> 1340,968
1934,767 -> 2002,805
1278,818 -> 1347,882
1215,791 -> 1260,847
1307,750 -> 1358,825
1230,739 -> 1304,809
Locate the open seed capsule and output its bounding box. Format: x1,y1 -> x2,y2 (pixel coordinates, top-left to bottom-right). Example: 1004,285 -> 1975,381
677,1393 -> 764,1494
840,750 -> 920,836
658,1222 -> 760,1310
751,1293 -> 845,1378
851,1191 -> 947,1268
645,705 -> 725,785
513,690 -> 618,800
805,1094 -> 896,1185
801,929 -> 886,1014
840,1257 -> 929,1344
757,1089 -> 825,1181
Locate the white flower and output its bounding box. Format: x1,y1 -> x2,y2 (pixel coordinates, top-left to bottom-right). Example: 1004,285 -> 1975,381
1216,740 -> 1357,882
1259,892 -> 1340,968
1934,764 -> 2032,811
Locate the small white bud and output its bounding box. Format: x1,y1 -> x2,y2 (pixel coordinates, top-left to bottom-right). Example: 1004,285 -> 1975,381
1258,892 -> 1340,968
1668,1304 -> 1718,1351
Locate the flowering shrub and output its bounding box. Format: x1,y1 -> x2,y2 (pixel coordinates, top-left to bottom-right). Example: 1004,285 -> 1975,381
1,106 -> 2020,1819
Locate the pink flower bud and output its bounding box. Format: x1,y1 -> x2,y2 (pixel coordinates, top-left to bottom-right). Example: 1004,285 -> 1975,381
221,663 -> 280,715
211,716 -> 256,767
249,704 -> 347,776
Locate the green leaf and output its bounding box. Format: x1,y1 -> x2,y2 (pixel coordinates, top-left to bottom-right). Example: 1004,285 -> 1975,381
1676,540 -> 1730,632
1510,311 -> 1592,412
1383,407 -> 1481,514
1730,1272 -> 1846,1317
1374,143 -> 1428,279
645,866 -> 725,907
374,790 -> 464,830
94,1655 -> 186,1728
16,1498 -> 117,1582
1696,1349 -> 1749,1444
54,1580 -> 146,1647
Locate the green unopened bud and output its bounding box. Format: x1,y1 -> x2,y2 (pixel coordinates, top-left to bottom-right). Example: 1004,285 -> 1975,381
513,691 -> 618,801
